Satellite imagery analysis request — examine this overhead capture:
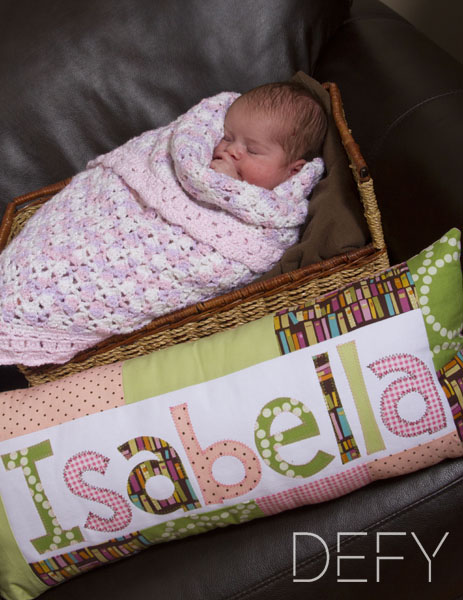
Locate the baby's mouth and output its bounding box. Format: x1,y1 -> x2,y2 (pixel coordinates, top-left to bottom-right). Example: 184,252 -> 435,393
211,153 -> 243,180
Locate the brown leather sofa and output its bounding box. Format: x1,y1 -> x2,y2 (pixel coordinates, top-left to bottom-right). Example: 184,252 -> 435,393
1,0 -> 462,598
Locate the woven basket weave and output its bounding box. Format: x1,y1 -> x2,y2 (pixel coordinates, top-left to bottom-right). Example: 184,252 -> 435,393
0,82 -> 389,386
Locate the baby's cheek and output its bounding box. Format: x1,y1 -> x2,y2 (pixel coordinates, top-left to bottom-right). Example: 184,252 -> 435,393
250,161 -> 269,178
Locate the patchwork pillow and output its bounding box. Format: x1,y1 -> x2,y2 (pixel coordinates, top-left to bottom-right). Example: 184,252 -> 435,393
1,229 -> 462,600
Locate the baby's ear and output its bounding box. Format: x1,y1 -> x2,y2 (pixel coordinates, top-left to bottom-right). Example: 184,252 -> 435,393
289,159 -> 306,175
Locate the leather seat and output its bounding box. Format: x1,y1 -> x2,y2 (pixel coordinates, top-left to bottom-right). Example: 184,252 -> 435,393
1,1 -> 462,598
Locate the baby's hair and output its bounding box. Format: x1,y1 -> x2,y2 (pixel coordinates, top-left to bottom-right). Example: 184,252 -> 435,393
239,81 -> 327,162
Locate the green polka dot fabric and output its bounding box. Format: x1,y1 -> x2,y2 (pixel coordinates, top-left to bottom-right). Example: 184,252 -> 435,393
143,501 -> 264,543
255,397 -> 326,478
408,228 -> 463,369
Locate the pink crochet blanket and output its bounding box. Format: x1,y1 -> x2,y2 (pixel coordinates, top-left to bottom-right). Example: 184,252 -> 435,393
0,92 -> 324,366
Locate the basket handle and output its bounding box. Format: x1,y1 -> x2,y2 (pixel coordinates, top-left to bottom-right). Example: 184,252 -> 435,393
323,82 -> 386,252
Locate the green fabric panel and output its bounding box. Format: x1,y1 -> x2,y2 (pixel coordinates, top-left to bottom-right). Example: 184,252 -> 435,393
337,340 -> 385,455
407,228 -> 463,370
123,314 -> 279,403
0,497 -> 47,600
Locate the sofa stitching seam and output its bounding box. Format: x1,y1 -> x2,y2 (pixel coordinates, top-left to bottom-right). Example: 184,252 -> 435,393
343,15 -> 411,27
370,89 -> 463,164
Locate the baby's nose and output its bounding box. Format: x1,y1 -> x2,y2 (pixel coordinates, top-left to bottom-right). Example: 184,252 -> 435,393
226,142 -> 242,159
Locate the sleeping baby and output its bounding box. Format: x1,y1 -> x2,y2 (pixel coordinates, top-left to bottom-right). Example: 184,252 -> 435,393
0,81 -> 327,366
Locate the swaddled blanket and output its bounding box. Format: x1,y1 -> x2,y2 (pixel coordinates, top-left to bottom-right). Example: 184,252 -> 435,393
0,92 -> 324,366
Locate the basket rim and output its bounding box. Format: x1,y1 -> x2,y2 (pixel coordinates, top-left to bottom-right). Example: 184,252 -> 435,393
18,244 -> 387,375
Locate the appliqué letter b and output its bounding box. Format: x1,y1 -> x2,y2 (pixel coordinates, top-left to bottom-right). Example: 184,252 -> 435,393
171,403 -> 261,504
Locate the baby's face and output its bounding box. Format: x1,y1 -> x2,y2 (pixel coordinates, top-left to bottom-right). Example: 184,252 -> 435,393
212,99 -> 304,190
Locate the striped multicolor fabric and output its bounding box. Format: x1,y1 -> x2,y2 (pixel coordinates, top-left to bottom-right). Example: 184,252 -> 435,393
437,350 -> 463,441
274,263 -> 417,354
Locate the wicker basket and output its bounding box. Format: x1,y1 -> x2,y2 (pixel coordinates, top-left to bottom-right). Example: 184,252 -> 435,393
0,82 -> 389,386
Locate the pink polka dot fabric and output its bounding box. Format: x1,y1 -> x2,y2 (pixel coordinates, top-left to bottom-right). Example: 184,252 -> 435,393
0,362 -> 124,441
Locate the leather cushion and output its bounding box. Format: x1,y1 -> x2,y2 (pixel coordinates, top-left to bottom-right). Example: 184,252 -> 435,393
0,0 -> 351,210
314,0 -> 463,263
